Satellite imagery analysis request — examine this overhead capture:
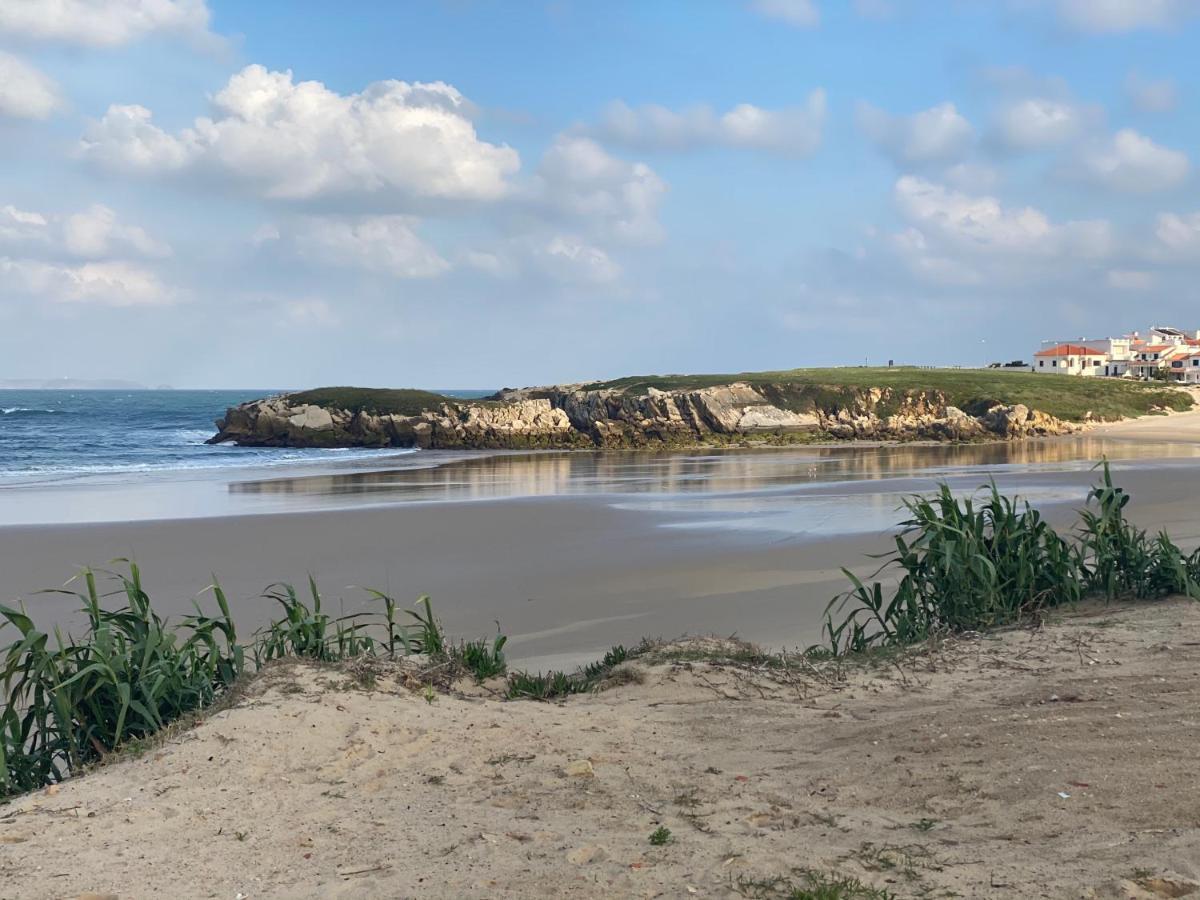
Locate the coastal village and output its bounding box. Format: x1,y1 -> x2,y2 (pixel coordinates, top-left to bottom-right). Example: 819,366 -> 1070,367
1035,324 -> 1200,382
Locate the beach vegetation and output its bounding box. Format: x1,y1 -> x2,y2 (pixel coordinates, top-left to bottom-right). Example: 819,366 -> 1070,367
821,462 -> 1200,655
734,870 -> 895,899
504,644 -> 632,700
649,825 -> 672,846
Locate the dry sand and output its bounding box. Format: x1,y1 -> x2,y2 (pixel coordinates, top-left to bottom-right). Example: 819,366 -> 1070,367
1094,387 -> 1200,444
3,598 -> 1200,899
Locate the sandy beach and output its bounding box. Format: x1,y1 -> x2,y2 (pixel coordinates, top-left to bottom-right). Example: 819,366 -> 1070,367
3,597 -> 1200,899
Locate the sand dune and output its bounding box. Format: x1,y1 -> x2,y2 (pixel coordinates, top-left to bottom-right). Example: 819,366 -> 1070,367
3,599 -> 1199,898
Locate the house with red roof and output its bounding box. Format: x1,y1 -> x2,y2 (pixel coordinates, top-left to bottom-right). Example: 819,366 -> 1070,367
1033,326 -> 1200,379
1033,343 -> 1108,376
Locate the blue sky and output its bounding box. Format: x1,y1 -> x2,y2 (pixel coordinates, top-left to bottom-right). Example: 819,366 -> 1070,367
1,0 -> 1199,388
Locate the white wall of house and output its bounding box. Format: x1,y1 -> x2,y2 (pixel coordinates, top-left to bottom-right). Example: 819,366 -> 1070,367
1034,352 -> 1107,375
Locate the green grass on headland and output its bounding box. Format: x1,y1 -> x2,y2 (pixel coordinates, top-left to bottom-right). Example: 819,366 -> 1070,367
287,386 -> 460,416
584,367 -> 1192,423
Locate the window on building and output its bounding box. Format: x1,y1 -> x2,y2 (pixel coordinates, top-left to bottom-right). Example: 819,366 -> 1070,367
1039,360 -> 1045,367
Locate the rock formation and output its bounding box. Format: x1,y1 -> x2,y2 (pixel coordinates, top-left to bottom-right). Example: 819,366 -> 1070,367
208,381 -> 1080,450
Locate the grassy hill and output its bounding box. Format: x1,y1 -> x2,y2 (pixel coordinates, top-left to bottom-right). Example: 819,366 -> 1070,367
583,367 -> 1193,422
285,369 -> 1193,425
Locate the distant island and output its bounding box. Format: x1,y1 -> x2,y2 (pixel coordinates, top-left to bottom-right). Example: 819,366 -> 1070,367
207,367 -> 1193,451
0,378 -> 155,390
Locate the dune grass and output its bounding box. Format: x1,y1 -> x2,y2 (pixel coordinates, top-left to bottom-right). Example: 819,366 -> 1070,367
821,462 -> 1200,655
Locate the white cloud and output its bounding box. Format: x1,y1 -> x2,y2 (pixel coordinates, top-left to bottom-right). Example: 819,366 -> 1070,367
81,65 -> 521,204
541,236 -> 621,284
0,0 -> 215,47
857,101 -> 974,165
62,204 -> 170,258
0,204 -> 50,245
595,91 -> 826,157
890,176 -> 1112,284
994,97 -> 1083,149
1050,0 -> 1199,33
533,135 -> 666,245
0,258 -> 172,306
0,202 -> 169,259
289,216 -> 449,279
1125,72 -> 1178,113
0,201 -> 169,259
0,51 -> 60,120
1107,269 -> 1156,290
751,0 -> 820,27
1155,212 -> 1200,256
1079,129 -> 1189,192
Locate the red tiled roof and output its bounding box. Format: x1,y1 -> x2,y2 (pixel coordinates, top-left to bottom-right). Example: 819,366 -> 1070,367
1035,344 -> 1104,357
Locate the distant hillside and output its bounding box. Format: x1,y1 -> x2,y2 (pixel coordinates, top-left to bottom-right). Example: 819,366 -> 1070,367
0,378 -> 150,390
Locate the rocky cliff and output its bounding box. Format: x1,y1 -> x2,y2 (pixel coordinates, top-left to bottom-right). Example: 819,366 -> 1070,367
207,382 -> 1080,450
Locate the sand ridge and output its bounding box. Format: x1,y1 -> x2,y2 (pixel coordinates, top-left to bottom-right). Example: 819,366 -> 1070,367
2,600 -> 1200,899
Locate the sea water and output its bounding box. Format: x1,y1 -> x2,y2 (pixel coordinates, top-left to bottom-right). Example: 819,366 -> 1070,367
0,390 -> 419,484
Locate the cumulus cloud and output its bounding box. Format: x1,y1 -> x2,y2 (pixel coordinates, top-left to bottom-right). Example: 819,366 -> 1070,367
80,65 -> 521,204
0,205 -> 50,246
0,51 -> 60,120
1155,212 -> 1200,257
751,0 -> 820,27
593,91 -> 826,157
0,202 -> 169,259
533,135 -> 666,245
1125,72 -> 1178,113
62,204 -> 171,258
889,175 -> 1112,284
0,258 -> 172,306
994,97 -> 1084,150
287,216 -> 449,279
1050,0 -> 1199,33
857,101 -> 974,165
1078,129 -> 1189,192
0,202 -> 173,307
540,236 -> 622,284
0,0 -> 215,47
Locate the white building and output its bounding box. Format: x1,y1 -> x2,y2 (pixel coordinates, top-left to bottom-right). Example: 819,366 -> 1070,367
1033,325 -> 1200,379
1033,343 -> 1108,376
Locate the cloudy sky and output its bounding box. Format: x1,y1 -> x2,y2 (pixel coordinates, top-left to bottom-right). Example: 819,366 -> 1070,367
2,0 -> 1199,389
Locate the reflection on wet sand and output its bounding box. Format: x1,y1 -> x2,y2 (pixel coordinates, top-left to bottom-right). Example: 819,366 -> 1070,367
229,437 -> 1200,507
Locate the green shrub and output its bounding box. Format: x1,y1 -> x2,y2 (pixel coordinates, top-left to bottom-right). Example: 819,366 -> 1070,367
821,462 -> 1200,655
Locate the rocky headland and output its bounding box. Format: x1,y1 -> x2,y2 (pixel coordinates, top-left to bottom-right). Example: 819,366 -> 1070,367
207,379 -> 1082,450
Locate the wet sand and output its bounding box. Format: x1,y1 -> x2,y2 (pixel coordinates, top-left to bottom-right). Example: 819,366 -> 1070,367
3,428 -> 1200,669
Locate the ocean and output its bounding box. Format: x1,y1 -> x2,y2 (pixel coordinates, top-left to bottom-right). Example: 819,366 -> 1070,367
0,389 -> 424,484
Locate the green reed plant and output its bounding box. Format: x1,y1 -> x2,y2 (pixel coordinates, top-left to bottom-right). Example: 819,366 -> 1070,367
822,463 -> 1200,655
0,562 -> 244,797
